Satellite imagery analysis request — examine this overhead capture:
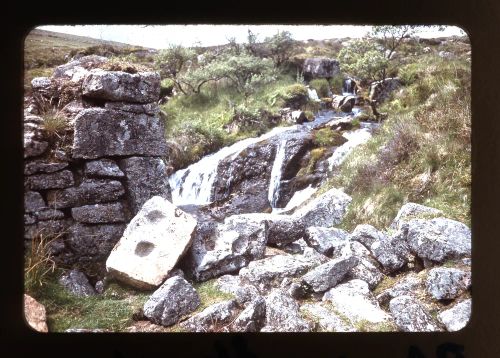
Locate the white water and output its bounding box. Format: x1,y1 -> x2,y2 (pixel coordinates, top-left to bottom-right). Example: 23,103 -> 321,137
327,126 -> 374,170
268,139 -> 287,208
307,88 -> 320,102
342,78 -> 355,96
272,185 -> 318,214
169,125 -> 299,206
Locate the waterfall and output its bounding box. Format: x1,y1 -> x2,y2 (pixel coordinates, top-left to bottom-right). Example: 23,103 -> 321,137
272,185 -> 318,214
327,124 -> 375,170
342,78 -> 355,96
307,88 -> 320,102
169,125 -> 299,206
268,139 -> 287,208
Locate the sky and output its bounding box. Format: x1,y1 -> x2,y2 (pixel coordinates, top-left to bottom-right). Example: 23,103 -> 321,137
37,25 -> 466,49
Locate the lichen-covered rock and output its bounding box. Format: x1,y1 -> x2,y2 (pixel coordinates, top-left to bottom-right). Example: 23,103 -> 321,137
104,101 -> 160,115
389,295 -> 441,332
303,58 -> 340,80
438,299 -> 471,332
143,276 -> 200,327
261,290 -> 312,332
72,108 -> 167,159
84,159 -> 125,178
24,161 -> 68,176
376,274 -> 424,306
304,226 -> 349,256
370,231 -> 410,273
24,219 -> 68,240
24,121 -> 49,158
300,303 -> 355,332
425,267 -> 471,300
71,202 -> 127,223
406,218 -> 471,264
389,203 -> 443,232
215,275 -> 260,305
47,179 -> 125,209
301,256 -> 358,293
67,223 -> 126,261
119,157 -> 171,214
180,299 -> 240,332
349,224 -> 386,249
35,208 -> 65,221
53,55 -> 108,81
106,196 -> 196,289
183,215 -> 268,282
25,170 -> 74,190
323,279 -> 392,326
82,69 -> 160,103
59,269 -> 97,297
24,294 -> 48,332
24,191 -> 46,212
231,296 -> 266,332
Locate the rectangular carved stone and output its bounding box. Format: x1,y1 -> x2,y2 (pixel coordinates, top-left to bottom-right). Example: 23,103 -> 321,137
72,108 -> 167,159
24,161 -> 69,175
25,170 -> 74,190
72,202 -> 127,224
47,179 -> 125,209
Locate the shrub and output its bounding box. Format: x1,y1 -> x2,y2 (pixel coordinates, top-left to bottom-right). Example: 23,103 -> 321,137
268,83 -> 309,109
313,128 -> 346,147
309,79 -> 330,98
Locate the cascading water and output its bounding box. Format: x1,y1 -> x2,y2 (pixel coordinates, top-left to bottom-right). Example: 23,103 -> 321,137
342,78 -> 355,96
268,139 -> 287,208
272,185 -> 318,214
307,88 -> 320,102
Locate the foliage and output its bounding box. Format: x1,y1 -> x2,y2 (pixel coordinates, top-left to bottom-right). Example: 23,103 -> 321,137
267,83 -> 309,108
263,31 -> 295,68
309,78 -> 330,98
338,39 -> 389,84
24,233 -> 59,292
313,128 -> 346,147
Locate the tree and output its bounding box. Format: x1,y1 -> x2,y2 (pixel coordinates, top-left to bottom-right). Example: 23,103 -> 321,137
338,39 -> 389,84
263,31 -> 295,68
371,25 -> 417,61
154,45 -> 197,95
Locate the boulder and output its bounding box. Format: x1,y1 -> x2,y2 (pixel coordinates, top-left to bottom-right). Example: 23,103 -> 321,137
58,269 -> 97,297
389,202 -> 443,232
303,58 -> 340,80
438,299 -> 471,332
24,161 -> 69,176
406,218 -> 471,264
46,179 -> 125,209
106,196 -> 197,289
300,303 -> 355,332
119,157 -> 171,215
231,296 -> 266,332
84,159 -> 125,178
24,191 -> 46,212
304,226 -> 349,256
71,202 -> 127,224
370,231 -> 410,273
323,279 -> 393,327
183,215 -> 268,282
82,69 -> 160,103
143,276 -> 200,327
301,256 -> 359,293
425,267 -> 471,300
72,108 -> 167,159
376,274 -> 424,306
291,110 -> 307,124
25,170 -> 74,190
24,294 -> 48,332
180,299 -> 240,332
261,290 -> 312,332
337,242 -> 384,290
215,275 -> 260,305
331,95 -> 356,113
389,295 -> 441,332
53,55 -> 108,81
67,223 -> 126,261
349,224 -> 386,249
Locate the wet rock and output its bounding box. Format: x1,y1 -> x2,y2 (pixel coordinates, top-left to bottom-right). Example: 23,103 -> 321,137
71,202 -> 126,223
305,226 -> 349,256
349,224 -> 386,249
376,274 -> 424,306
47,179 -> 125,209
301,256 -> 359,293
406,218 -> 471,264
389,295 -> 440,332
72,108 -> 167,159
82,69 -> 160,103
389,202 -> 443,232
67,223 -> 126,261
323,279 -> 392,326
84,159 -> 125,178
303,58 -> 340,80
370,231 -> 410,273
143,276 -> 200,326
59,269 -> 97,297
438,299 -> 471,332
331,95 -> 356,113
35,208 -> 65,221
24,294 -> 48,332
425,267 -> 471,300
106,196 -> 197,289
231,296 -> 266,332
25,170 -> 74,190
183,214 -> 268,282
104,101 -> 160,115
119,157 -> 171,214
24,161 -> 68,176
300,303 -> 355,332
261,290 -> 312,332
180,299 -> 239,332
24,191 -> 46,212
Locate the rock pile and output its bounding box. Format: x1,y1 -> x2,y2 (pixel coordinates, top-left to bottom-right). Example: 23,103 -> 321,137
24,56 -> 170,278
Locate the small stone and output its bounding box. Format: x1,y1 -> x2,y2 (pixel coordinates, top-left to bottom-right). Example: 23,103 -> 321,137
390,203 -> 442,232
370,231 -> 410,273
438,299 -> 471,332
71,202 -> 126,224
24,294 -> 48,332
349,224 -> 386,249
59,269 -> 97,297
104,101 -> 160,115
84,159 -> 125,178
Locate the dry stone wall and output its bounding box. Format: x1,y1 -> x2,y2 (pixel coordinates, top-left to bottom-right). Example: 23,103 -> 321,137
24,56 -> 170,278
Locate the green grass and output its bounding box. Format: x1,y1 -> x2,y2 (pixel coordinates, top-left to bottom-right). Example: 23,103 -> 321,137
193,279 -> 235,312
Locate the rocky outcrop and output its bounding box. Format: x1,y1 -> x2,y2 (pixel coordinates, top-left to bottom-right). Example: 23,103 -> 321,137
106,196 -> 197,289
143,276 -> 200,326
303,58 -> 340,81
24,294 -> 48,332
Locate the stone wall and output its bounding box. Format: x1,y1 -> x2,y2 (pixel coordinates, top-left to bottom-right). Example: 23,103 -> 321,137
24,56 -> 171,279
